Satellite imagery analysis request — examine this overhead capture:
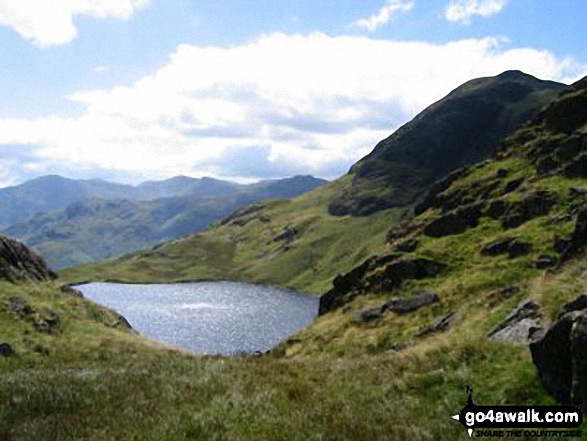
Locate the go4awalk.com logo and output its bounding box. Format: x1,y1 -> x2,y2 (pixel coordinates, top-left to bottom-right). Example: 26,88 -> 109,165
451,387 -> 584,438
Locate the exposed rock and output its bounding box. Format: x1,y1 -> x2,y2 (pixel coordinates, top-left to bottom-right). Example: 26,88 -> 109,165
530,311 -> 587,404
35,310 -> 60,333
423,212 -> 468,237
414,168 -> 470,216
423,202 -> 485,238
496,168 -> 510,179
488,299 -> 544,344
502,178 -> 523,195
418,312 -> 458,337
508,240 -> 532,259
480,238 -> 530,258
383,292 -> 439,315
570,186 -> 587,197
359,306 -> 385,322
394,238 -> 418,253
0,236 -> 58,283
554,236 -> 572,254
0,343 -> 14,356
273,226 -> 299,243
7,296 -> 35,315
486,198 -> 509,219
481,237 -> 515,256
531,255 -> 557,270
59,285 -> 84,298
110,315 -> 134,330
318,254 -> 401,314
383,259 -> 445,285
389,343 -> 409,352
501,191 -> 557,229
558,204 -> 587,265
558,295 -> 587,318
487,286 -> 520,306
563,153 -> 587,179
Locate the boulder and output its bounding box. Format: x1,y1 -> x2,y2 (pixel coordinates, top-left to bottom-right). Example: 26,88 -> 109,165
488,300 -> 544,344
531,255 -> 557,270
418,312 -> 458,336
530,293 -> 587,409
383,259 -> 445,284
60,285 -> 84,298
507,240 -> 532,259
558,205 -> 587,265
384,292 -> 439,315
0,343 -> 14,356
501,191 -> 557,229
394,238 -> 418,253
423,212 -> 468,237
481,237 -> 515,256
502,178 -> 523,195
7,296 -> 35,315
486,198 -> 509,219
563,152 -> 587,179
359,306 -> 385,322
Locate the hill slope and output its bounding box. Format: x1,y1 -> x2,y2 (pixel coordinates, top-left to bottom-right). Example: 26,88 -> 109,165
7,76 -> 587,440
4,176 -> 327,269
63,72 -> 566,293
329,70 -> 565,216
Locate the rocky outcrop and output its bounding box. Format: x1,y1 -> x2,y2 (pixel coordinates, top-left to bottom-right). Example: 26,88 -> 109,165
488,300 -> 544,344
0,236 -> 57,283
418,312 -> 458,337
480,237 -> 531,258
0,343 -> 13,356
384,292 -> 439,315
501,191 -> 557,229
320,256 -> 445,315
530,294 -> 587,409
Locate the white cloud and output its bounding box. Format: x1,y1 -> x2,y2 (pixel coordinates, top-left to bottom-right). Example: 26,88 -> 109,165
94,65 -> 108,73
0,0 -> 149,47
0,32 -> 584,184
355,0 -> 414,32
445,0 -> 507,24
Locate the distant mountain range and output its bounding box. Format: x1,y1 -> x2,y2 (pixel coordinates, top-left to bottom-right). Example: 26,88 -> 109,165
1,175 -> 327,269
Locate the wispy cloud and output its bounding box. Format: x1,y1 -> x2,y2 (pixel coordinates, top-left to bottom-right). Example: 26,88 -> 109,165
354,0 -> 414,32
445,0 -> 507,24
0,33 -> 584,184
0,0 -> 149,47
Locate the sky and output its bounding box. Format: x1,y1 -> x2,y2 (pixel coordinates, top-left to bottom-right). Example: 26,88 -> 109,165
0,0 -> 586,187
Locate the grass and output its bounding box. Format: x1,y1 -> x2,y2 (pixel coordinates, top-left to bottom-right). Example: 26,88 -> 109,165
0,280 -> 558,440
61,182 -> 402,295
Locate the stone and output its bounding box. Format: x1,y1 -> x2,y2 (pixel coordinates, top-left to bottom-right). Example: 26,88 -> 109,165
383,292 -> 439,315
502,178 -> 523,195
394,238 -> 418,253
496,168 -> 510,179
558,295 -> 587,318
563,152 -> 587,179
558,205 -> 587,265
7,296 -> 35,315
488,299 -> 544,344
0,236 -> 58,283
501,191 -> 557,229
359,306 -> 385,322
418,312 -> 458,336
531,255 -> 557,270
60,285 -> 84,298
0,343 -> 14,356
481,237 -> 515,256
423,212 -> 468,238
507,240 -> 532,259
486,199 -> 509,219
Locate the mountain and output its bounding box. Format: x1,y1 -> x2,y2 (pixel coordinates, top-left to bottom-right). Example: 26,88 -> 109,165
63,72 -> 567,293
8,74 -> 587,440
0,174 -> 241,229
328,70 -> 565,216
3,175 -> 327,269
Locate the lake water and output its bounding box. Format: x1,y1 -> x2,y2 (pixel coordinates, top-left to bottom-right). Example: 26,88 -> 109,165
78,282 -> 319,355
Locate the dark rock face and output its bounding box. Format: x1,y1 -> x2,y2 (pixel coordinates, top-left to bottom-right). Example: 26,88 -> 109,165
501,191 -> 557,229
486,198 -> 509,219
319,256 -> 445,315
423,212 -> 468,237
394,238 -> 418,253
359,306 -> 385,322
384,292 -> 439,315
0,343 -> 14,356
530,293 -> 587,409
0,236 -> 57,283
489,300 -> 544,344
110,315 -> 134,330
558,205 -> 587,265
480,238 -> 530,258
530,255 -> 557,270
531,312 -> 576,404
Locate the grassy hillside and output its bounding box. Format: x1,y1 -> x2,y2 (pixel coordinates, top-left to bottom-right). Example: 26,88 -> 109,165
62,179 -> 402,294
6,176 -> 327,270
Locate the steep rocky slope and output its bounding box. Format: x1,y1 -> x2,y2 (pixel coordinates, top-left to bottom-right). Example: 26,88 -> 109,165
0,236 -> 57,282
329,70 -> 564,216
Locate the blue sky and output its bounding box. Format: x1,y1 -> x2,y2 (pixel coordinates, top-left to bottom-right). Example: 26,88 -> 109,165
0,0 -> 586,187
